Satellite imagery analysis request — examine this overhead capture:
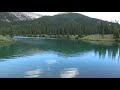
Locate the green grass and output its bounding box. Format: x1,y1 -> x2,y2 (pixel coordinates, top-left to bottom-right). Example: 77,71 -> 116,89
80,34 -> 119,42
0,35 -> 15,43
31,34 -> 120,42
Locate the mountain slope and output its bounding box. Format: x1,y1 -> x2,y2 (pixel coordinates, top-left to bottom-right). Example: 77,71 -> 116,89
25,13 -> 115,32
0,12 -> 42,22
0,12 -> 119,38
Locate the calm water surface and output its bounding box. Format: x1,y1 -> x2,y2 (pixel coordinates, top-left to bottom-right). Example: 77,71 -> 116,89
0,38 -> 120,78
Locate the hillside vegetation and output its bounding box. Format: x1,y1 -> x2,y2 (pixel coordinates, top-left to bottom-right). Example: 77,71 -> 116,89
0,35 -> 15,43
0,12 -> 120,41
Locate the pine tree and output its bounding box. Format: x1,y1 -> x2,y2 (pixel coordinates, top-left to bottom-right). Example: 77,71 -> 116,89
113,29 -> 119,39
9,25 -> 14,38
113,21 -> 120,39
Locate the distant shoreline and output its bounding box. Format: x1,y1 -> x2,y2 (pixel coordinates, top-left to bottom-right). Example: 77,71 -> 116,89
14,34 -> 120,42
79,34 -> 120,42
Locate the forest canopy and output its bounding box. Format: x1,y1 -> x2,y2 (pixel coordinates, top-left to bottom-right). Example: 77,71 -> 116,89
0,13 -> 119,39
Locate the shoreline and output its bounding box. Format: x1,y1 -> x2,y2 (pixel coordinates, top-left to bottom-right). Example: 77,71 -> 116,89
14,34 -> 120,42
0,35 -> 15,44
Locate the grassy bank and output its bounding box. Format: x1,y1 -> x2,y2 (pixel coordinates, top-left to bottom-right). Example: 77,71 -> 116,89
0,35 -> 15,43
44,34 -> 120,42
21,34 -> 120,42
80,34 -> 120,42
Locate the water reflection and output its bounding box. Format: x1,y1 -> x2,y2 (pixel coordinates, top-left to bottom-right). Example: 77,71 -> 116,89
45,60 -> 57,71
45,60 -> 57,65
60,68 -> 79,78
24,69 -> 43,78
0,38 -> 120,61
93,43 -> 120,60
0,38 -> 120,78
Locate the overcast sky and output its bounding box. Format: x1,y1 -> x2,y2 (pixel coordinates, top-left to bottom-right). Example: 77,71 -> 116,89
34,12 -> 120,23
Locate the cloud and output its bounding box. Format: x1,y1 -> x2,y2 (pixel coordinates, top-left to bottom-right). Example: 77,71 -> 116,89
34,12 -> 62,16
60,68 -> 79,78
34,12 -> 120,23
45,60 -> 57,65
24,69 -> 43,78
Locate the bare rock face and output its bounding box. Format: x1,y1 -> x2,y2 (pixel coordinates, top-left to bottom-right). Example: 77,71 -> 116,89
0,12 -> 42,22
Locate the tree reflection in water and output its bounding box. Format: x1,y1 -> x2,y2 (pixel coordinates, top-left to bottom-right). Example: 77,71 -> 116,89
0,38 -> 119,61
93,43 -> 120,61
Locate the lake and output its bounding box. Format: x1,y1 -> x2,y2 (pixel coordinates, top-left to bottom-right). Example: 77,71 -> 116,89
0,38 -> 120,78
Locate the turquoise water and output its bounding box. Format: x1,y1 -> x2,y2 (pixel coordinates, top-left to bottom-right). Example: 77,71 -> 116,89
0,38 -> 120,78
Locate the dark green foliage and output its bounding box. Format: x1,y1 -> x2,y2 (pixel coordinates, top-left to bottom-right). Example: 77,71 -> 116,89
113,29 -> 119,39
98,22 -> 105,37
112,21 -> 120,39
0,13 -> 119,38
9,25 -> 14,38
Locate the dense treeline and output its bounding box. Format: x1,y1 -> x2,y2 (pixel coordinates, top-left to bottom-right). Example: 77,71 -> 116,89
0,13 -> 120,39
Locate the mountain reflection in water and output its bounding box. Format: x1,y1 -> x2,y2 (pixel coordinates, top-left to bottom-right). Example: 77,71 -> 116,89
0,38 -> 120,78
0,38 -> 119,61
